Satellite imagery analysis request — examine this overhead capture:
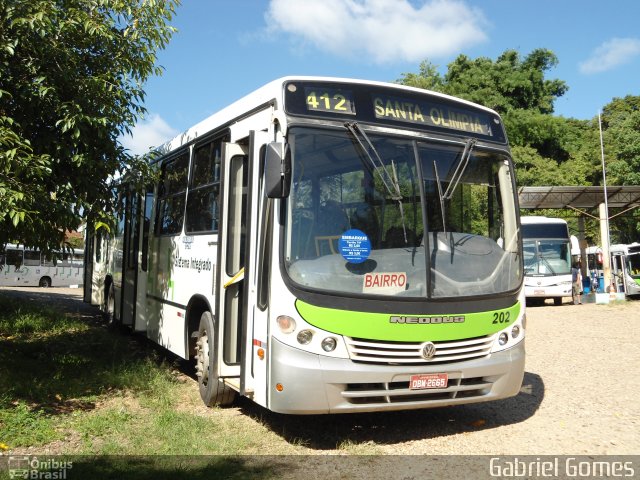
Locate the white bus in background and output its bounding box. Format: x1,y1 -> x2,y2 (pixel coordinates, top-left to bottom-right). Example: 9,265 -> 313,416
0,244 -> 84,287
521,216 -> 572,305
609,243 -> 640,298
86,76 -> 525,414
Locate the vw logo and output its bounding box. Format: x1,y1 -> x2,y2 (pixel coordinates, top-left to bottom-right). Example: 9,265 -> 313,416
421,342 -> 437,360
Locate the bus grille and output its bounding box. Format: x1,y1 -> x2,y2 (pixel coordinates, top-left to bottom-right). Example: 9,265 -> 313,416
343,376 -> 493,404
345,335 -> 496,365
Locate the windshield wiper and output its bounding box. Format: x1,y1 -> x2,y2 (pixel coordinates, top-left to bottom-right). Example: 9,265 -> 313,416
432,160 -> 447,235
443,138 -> 476,200
345,121 -> 407,243
538,254 -> 557,275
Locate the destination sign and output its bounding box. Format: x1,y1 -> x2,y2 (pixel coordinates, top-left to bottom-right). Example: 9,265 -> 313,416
372,94 -> 493,136
284,81 -> 505,143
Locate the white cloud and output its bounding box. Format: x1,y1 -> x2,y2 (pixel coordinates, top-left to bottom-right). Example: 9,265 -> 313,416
120,113 -> 179,156
579,38 -> 640,74
265,0 -> 488,64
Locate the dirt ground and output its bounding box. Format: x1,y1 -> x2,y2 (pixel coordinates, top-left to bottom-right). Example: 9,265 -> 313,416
2,286 -> 639,455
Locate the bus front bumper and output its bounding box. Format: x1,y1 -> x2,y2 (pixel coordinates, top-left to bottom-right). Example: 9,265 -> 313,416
524,284 -> 572,298
268,337 -> 525,414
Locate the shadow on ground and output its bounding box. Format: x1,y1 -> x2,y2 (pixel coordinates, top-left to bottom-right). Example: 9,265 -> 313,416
236,371 -> 544,450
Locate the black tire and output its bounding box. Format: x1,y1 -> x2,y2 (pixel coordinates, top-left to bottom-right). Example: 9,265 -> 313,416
195,311 -> 236,407
39,276 -> 52,288
526,298 -> 543,307
553,297 -> 563,306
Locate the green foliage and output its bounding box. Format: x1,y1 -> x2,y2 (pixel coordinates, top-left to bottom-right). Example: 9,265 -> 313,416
0,0 -> 178,252
398,51 -> 639,240
600,97 -> 640,241
397,60 -> 445,92
432,49 -> 567,115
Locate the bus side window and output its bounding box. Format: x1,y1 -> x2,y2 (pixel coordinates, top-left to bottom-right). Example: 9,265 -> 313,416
24,250 -> 41,266
42,253 -> 54,267
186,139 -> 222,234
7,249 -> 23,268
156,151 -> 189,235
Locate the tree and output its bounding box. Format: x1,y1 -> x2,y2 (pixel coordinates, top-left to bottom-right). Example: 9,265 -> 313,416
600,96 -> 640,242
399,49 -> 568,115
0,0 -> 178,252
398,50 -> 639,241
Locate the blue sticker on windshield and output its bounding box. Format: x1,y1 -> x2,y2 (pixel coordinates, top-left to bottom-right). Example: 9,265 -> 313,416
339,229 -> 371,264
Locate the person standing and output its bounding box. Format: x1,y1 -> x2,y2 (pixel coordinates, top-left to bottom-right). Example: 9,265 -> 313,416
572,260 -> 582,305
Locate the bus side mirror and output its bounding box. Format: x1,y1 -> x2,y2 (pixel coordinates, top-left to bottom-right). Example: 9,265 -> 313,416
264,142 -> 291,198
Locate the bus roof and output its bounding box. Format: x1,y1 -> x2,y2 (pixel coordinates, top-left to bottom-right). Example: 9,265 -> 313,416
157,76 -> 503,155
520,216 -> 568,225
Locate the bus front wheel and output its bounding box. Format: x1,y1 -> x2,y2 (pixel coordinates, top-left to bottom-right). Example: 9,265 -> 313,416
39,277 -> 52,288
195,311 -> 236,407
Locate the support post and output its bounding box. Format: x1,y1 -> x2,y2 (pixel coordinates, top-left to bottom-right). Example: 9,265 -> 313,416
599,203 -> 612,292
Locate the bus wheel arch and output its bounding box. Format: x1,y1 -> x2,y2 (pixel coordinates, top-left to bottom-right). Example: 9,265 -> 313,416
38,276 -> 52,288
186,295 -> 210,359
195,310 -> 237,407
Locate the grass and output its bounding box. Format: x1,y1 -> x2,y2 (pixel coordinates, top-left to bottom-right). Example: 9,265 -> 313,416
0,295 -> 182,450
0,291 -> 403,480
0,293 -> 314,461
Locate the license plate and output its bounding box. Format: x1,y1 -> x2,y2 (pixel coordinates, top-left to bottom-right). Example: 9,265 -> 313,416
409,373 -> 448,390
534,290 -> 545,295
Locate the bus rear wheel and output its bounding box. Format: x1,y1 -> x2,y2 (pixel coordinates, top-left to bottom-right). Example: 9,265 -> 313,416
195,311 -> 236,407
39,276 -> 52,288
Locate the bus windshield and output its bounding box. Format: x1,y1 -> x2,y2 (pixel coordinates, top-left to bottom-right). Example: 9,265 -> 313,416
627,253 -> 640,279
523,239 -> 572,276
284,126 -> 521,299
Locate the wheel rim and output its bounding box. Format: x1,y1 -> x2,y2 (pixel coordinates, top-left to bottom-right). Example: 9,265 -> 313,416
195,332 -> 210,387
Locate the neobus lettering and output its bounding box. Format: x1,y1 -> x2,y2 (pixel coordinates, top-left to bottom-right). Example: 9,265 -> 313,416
390,316 -> 465,324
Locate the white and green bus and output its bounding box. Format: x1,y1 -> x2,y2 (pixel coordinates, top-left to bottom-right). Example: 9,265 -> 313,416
85,77 -> 525,414
609,243 -> 640,298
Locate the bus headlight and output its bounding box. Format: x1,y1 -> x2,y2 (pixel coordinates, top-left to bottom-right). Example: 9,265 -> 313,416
498,332 -> 509,346
296,329 -> 314,345
276,315 -> 296,334
511,325 -> 520,339
321,337 -> 337,352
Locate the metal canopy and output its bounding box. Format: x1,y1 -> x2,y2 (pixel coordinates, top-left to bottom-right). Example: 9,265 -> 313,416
518,186 -> 640,210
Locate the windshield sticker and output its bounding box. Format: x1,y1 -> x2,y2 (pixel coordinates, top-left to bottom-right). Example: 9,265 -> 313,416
363,272 -> 407,295
338,229 -> 371,264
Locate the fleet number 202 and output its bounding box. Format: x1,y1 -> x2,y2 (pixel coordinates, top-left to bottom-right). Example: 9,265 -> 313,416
492,311 -> 511,324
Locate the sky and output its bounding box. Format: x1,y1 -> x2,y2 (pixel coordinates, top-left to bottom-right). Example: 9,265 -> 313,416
122,0 -> 640,155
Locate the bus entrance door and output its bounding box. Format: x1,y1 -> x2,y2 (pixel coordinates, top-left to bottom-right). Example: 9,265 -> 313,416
216,132 -> 267,395
216,142 -> 249,386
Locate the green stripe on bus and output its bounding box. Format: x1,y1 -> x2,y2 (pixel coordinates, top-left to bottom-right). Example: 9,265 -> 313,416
295,300 -> 522,342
